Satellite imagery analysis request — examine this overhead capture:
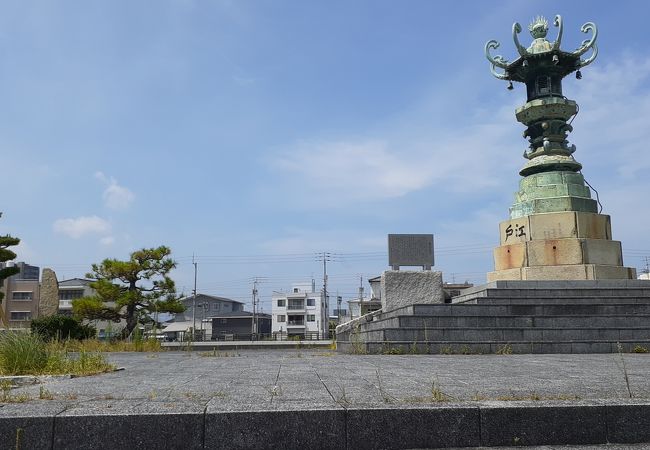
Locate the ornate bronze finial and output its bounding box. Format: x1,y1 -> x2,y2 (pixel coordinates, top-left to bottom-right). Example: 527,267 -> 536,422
528,16 -> 549,39
484,15 -> 598,83
484,15 -> 599,177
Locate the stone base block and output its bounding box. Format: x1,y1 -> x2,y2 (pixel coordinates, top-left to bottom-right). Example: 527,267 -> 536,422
494,243 -> 528,270
498,212 -> 612,246
380,270 -> 443,312
494,238 -> 624,270
488,264 -> 636,282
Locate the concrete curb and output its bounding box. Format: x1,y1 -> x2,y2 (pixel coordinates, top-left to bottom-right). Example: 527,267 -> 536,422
1,401 -> 650,449
161,340 -> 334,351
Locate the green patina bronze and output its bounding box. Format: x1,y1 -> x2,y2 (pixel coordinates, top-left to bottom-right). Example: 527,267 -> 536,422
485,15 -> 599,219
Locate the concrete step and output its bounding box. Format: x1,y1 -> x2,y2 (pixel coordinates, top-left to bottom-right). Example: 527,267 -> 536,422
365,314 -> 650,330
363,315 -> 650,333
456,288 -> 650,300
460,296 -> 650,305
363,326 -> 650,343
402,303 -> 650,317
338,339 -> 650,354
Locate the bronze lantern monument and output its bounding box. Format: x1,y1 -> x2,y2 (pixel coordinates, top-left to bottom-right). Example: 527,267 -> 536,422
485,16 -> 636,281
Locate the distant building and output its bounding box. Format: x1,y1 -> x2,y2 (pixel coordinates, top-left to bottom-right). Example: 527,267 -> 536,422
163,294 -> 245,340
58,278 -> 95,316
211,311 -> 271,340
442,282 -> 474,302
0,262 -> 40,328
272,282 -> 328,339
343,276 -> 382,322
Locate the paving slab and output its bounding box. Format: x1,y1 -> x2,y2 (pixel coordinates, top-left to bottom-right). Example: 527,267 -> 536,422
2,350 -> 650,449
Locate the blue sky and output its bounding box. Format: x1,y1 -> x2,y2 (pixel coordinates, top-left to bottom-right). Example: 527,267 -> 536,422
2,1 -> 650,313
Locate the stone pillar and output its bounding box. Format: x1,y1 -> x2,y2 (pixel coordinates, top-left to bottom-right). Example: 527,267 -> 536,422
38,268 -> 59,317
380,270 -> 443,312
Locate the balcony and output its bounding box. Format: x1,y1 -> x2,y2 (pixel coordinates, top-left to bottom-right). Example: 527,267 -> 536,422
287,315 -> 305,327
59,300 -> 73,309
287,300 -> 305,311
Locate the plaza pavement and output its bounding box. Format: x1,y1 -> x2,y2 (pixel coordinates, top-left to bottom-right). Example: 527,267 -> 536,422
2,349 -> 650,449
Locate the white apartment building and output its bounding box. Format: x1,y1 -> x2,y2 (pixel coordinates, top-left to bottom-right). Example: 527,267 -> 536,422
272,282 -> 328,339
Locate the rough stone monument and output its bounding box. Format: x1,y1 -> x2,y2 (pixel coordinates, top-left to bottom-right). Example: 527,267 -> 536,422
381,234 -> 443,311
485,16 -> 636,281
38,268 -> 59,317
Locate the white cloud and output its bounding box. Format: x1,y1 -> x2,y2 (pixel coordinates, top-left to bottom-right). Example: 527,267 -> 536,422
99,235 -> 115,246
567,55 -> 650,181
53,216 -> 111,239
95,171 -> 135,210
268,110 -> 516,204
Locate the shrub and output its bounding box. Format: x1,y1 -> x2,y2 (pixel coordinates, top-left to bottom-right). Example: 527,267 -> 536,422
30,315 -> 96,342
0,332 -> 48,375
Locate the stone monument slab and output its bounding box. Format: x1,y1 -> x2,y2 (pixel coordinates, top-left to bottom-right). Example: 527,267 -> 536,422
387,234 -> 434,270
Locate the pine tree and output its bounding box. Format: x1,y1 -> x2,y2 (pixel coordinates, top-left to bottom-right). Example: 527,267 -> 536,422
73,246 -> 184,339
0,213 -> 20,327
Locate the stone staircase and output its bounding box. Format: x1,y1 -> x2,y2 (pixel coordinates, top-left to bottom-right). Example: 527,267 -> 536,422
336,280 -> 650,354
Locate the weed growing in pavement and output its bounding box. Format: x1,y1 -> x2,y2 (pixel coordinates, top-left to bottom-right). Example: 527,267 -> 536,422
617,342 -> 633,398
375,369 -> 395,404
440,346 -> 453,355
39,386 -> 54,400
430,377 -> 451,402
198,349 -> 242,357
634,345 -> 649,353
349,324 -> 366,355
0,380 -> 31,403
335,383 -> 351,407
15,427 -> 24,450
496,344 -> 513,355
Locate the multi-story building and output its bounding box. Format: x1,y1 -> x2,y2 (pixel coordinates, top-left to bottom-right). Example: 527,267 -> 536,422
0,262 -> 40,328
58,278 -> 95,316
271,282 -> 328,339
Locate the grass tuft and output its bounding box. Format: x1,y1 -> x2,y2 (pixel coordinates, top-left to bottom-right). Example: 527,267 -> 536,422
0,332 -> 48,375
0,332 -> 115,377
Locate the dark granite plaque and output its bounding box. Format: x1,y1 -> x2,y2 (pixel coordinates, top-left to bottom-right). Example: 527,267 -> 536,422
388,234 -> 434,270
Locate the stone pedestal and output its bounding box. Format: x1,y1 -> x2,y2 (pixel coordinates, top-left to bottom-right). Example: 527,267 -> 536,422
488,209 -> 636,281
380,270 -> 443,312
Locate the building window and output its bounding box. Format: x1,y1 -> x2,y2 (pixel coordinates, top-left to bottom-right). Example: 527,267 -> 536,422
307,314 -> 315,322
293,288 -> 299,293
277,315 -> 286,322
307,298 -> 315,307
214,302 -> 221,311
59,289 -> 84,300
277,299 -> 286,307
10,311 -> 31,321
288,299 -> 304,310
12,292 -> 33,301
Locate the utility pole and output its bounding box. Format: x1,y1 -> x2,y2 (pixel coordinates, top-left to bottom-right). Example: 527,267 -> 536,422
251,278 -> 259,339
318,252 -> 331,339
337,293 -> 342,324
358,275 -> 364,301
192,255 -> 197,341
